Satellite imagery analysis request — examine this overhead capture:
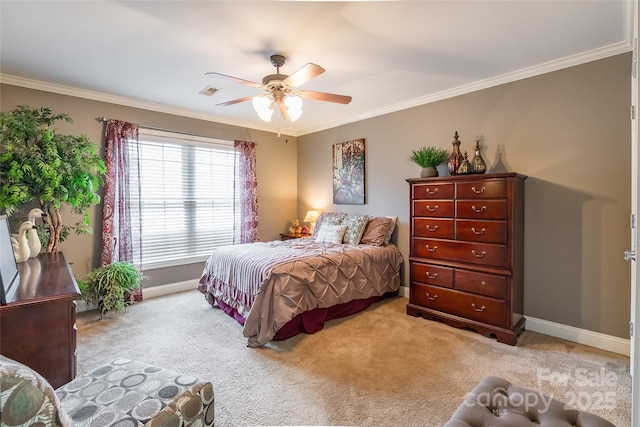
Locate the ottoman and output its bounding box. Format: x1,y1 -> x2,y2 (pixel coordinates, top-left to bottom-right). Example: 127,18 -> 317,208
445,376 -> 615,427
1,355 -> 215,426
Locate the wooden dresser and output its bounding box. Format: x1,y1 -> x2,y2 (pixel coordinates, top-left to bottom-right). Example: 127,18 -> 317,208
0,252 -> 80,387
406,172 -> 526,345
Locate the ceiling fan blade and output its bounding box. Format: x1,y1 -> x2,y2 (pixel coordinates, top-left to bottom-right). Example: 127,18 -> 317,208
282,63 -> 325,88
299,90 -> 352,104
216,96 -> 255,107
277,101 -> 291,121
205,72 -> 263,89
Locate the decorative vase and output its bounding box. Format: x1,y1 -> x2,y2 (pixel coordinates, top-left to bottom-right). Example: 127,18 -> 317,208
447,131 -> 464,175
471,140 -> 487,174
457,151 -> 473,175
420,166 -> 438,178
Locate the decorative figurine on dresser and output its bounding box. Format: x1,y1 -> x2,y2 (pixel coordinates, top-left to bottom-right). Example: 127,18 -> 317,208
406,172 -> 527,345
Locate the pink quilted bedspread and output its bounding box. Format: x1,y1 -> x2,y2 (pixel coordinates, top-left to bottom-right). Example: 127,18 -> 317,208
198,239 -> 403,347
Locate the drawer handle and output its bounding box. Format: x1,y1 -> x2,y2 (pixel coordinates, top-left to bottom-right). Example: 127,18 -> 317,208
426,205 -> 439,212
426,245 -> 438,252
426,293 -> 438,301
426,272 -> 438,279
426,188 -> 438,195
426,225 -> 439,232
471,227 -> 486,235
472,205 -> 487,213
472,186 -> 485,194
472,250 -> 486,258
472,303 -> 486,312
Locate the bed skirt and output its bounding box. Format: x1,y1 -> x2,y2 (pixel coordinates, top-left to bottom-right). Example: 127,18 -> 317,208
204,290 -> 399,342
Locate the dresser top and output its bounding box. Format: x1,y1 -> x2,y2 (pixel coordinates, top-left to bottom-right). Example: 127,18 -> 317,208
1,252 -> 80,307
406,172 -> 527,184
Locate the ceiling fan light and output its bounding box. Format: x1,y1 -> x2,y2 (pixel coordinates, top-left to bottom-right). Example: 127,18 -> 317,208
285,95 -> 303,122
252,95 -> 274,122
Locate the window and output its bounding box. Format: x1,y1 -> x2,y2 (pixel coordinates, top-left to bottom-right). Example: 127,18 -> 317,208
131,129 -> 238,269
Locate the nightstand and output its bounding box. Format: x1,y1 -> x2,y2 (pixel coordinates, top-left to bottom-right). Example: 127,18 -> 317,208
280,233 -> 312,241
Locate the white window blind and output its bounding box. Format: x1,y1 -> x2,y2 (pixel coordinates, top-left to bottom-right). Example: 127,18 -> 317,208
131,129 -> 238,269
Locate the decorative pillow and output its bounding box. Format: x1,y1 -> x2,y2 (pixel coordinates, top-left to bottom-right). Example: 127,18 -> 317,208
341,214 -> 370,244
312,212 -> 347,239
360,217 -> 394,246
315,224 -> 348,244
384,216 -> 398,244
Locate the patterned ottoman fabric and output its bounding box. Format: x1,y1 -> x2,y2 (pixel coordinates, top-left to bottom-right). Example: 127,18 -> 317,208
56,358 -> 215,427
0,355 -> 72,426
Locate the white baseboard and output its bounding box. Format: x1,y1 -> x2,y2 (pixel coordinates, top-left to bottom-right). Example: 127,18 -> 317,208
398,289 -> 629,356
142,279 -> 200,299
525,316 -> 630,357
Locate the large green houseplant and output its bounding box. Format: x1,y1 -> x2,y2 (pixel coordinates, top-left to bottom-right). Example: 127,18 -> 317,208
78,262 -> 146,317
0,106 -> 106,252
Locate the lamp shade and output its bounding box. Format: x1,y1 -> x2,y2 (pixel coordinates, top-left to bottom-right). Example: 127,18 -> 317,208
303,210 -> 319,234
303,210 -> 319,223
252,95 -> 274,122
285,95 -> 303,122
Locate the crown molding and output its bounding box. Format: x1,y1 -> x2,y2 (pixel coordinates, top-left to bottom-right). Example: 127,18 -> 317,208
297,40 -> 633,136
1,39 -> 632,138
0,73 -> 281,135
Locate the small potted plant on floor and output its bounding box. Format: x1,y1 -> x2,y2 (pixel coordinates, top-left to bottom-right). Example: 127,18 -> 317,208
408,146 -> 450,178
78,262 -> 147,318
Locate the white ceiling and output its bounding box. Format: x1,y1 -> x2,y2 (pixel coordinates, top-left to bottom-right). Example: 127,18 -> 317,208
0,1 -> 632,137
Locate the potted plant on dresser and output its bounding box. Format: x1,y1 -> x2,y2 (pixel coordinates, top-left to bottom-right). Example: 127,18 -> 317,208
408,146 -> 450,178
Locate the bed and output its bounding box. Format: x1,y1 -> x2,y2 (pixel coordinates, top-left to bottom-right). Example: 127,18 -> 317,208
197,213 -> 403,347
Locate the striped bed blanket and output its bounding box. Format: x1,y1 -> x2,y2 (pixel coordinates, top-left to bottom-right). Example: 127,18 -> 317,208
198,238 -> 403,347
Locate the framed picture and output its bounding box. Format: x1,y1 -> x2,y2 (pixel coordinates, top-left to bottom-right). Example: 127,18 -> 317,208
332,139 -> 366,204
0,215 -> 20,305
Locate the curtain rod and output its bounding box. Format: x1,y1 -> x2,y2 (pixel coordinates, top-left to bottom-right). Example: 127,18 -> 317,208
96,117 -> 235,143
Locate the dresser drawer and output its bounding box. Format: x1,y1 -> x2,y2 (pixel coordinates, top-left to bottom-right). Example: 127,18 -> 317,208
456,179 -> 507,199
414,200 -> 454,218
455,269 -> 507,299
411,262 -> 453,288
455,219 -> 507,243
411,283 -> 506,327
413,182 -> 454,199
456,200 -> 507,219
414,218 -> 454,239
413,238 -> 506,268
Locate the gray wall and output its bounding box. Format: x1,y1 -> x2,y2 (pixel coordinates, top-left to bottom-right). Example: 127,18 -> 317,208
0,84 -> 299,286
297,53 -> 632,339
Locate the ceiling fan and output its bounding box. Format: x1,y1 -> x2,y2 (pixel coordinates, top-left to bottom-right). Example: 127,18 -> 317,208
205,54 -> 352,122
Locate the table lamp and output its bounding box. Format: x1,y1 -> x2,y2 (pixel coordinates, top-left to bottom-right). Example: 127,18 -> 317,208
303,210 -> 319,234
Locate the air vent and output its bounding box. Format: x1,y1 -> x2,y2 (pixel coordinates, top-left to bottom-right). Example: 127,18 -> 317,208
199,86 -> 219,96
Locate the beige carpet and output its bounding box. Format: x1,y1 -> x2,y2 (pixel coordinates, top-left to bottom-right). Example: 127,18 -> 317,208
76,290 -> 631,426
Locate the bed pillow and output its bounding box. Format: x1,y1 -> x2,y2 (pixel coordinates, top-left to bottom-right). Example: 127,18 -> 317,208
315,224 -> 348,244
360,217 -> 394,246
312,212 -> 347,239
384,216 -> 398,244
341,214 -> 370,244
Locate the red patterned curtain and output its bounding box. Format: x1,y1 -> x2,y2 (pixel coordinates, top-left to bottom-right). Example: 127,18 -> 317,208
102,119 -> 143,301
234,140 -> 259,244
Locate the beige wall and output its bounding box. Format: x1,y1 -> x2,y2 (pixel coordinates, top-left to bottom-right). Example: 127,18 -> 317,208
0,84 -> 299,286
297,53 -> 632,338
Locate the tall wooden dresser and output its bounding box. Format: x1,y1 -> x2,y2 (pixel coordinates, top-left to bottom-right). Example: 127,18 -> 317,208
406,172 -> 526,345
0,252 -> 80,387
